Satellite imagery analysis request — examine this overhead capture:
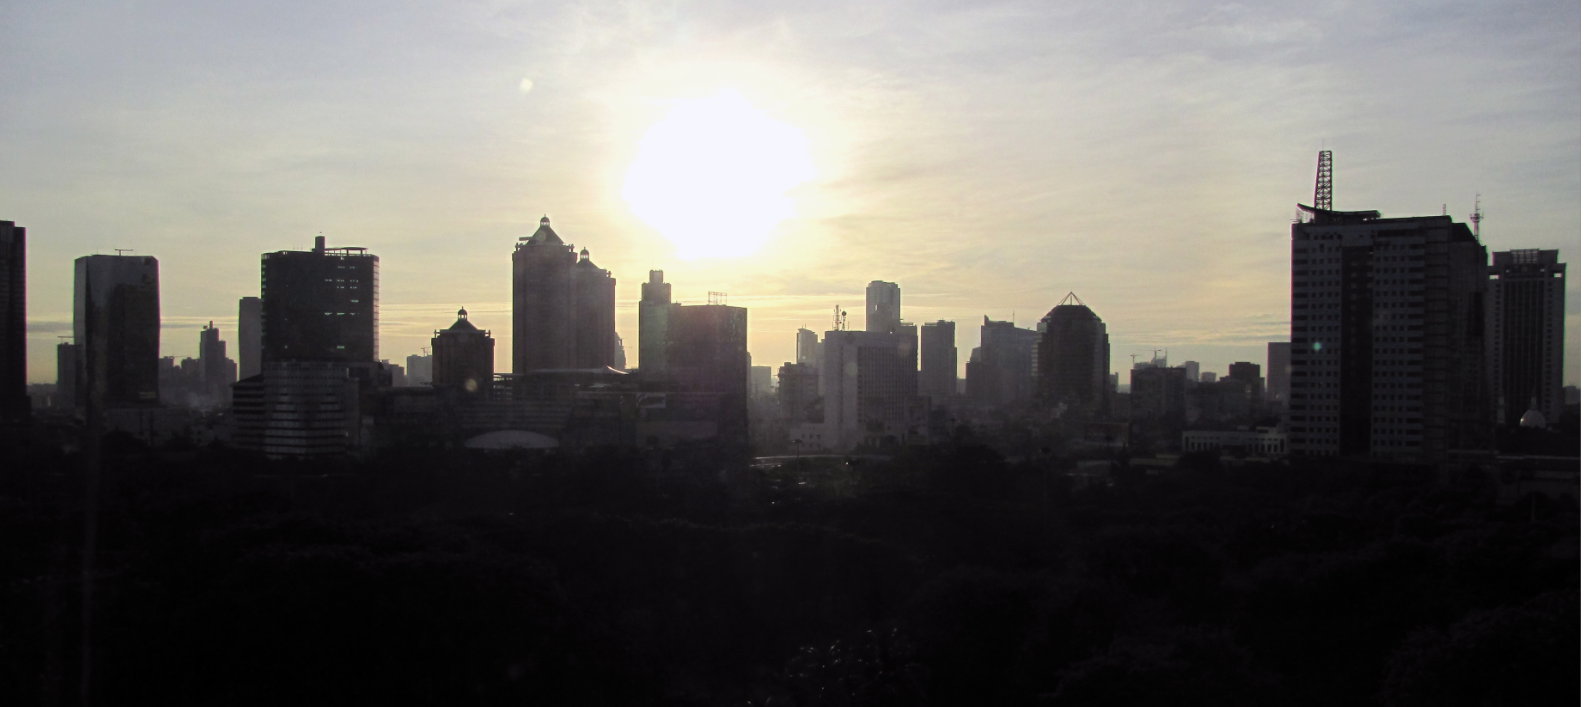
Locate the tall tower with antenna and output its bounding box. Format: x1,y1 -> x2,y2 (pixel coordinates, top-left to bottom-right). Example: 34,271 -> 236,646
1313,149 -> 1334,210
1469,195 -> 1484,237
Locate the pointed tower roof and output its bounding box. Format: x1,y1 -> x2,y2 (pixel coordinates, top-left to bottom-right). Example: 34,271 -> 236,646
446,307 -> 479,332
523,215 -> 563,245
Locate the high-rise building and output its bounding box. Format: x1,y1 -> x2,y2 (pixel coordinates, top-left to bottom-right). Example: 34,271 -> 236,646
432,308 -> 495,396
56,342 -> 80,411
0,221 -> 25,421
199,322 -> 236,407
512,217 -> 616,373
967,316 -> 1039,407
640,270 -> 673,372
1036,295 -> 1110,416
1289,205 -> 1488,461
796,327 -> 819,365
1183,361 -> 1201,384
666,303 -> 749,442
261,236 -> 378,363
822,329 -> 919,449
919,320 -> 957,404
74,254 -> 161,409
405,353 -> 433,386
778,362 -> 820,423
1226,362 -> 1263,401
865,281 -> 901,334
1487,249 -> 1566,426
237,296 -> 262,379
1130,365 -> 1187,425
1266,342 -> 1291,406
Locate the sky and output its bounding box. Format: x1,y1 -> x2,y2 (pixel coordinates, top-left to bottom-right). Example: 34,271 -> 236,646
3,0 -> 1579,385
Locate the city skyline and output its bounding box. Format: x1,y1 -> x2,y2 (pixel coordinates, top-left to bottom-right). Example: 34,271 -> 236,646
3,1 -> 1578,385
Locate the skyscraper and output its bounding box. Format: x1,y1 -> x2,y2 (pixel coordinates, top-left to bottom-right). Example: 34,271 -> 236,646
432,308 -> 495,396
261,236 -> 378,363
237,296 -> 261,379
1289,204 -> 1489,461
967,316 -> 1039,407
512,216 -> 616,373
199,321 -> 236,407
1266,342 -> 1291,406
865,280 -> 901,334
822,329 -> 919,449
919,320 -> 957,404
666,303 -> 749,442
1487,249 -> 1566,426
0,221 -> 24,421
796,327 -> 819,365
74,254 -> 161,409
1035,294 -> 1110,416
640,269 -> 673,372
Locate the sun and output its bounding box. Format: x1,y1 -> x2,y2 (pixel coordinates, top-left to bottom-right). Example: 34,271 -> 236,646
622,90 -> 815,259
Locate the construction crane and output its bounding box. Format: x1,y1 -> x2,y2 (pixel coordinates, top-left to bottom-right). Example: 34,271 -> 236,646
1313,149 -> 1333,210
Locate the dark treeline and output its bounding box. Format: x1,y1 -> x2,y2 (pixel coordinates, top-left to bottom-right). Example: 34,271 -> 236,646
0,439 -> 1576,706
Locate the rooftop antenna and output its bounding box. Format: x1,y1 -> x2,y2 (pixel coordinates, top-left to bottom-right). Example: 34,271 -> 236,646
1469,195 -> 1484,237
1313,149 -> 1334,210
1130,353 -> 1140,367
708,291 -> 727,306
113,249 -> 134,256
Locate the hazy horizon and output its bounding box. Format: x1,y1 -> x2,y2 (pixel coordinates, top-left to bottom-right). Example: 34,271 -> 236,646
4,0 -> 1578,385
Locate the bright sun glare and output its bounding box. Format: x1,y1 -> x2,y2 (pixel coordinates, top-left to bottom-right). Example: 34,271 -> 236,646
623,91 -> 814,259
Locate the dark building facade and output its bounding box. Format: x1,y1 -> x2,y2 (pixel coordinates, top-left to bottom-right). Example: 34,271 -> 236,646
1289,206 -> 1489,461
261,236 -> 378,363
1036,295 -> 1110,417
919,320 -> 957,405
1487,249 -> 1566,426
822,329 -> 920,449
640,270 -> 673,372
777,362 -> 820,423
199,322 -> 236,408
967,316 -> 1039,408
74,254 -> 161,409
512,217 -> 616,374
666,304 -> 749,442
1266,342 -> 1291,407
237,296 -> 262,379
0,221 -> 24,421
432,308 -> 495,396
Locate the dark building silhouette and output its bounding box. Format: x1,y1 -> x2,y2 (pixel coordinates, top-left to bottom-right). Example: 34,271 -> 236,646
1290,205 -> 1489,461
1487,249 -> 1566,427
261,236 -> 378,363
237,296 -> 261,378
666,303 -> 749,442
822,329 -> 920,449
1226,361 -> 1264,402
640,269 -> 672,372
1266,342 -> 1291,407
0,221 -> 24,421
74,254 -> 161,409
865,280 -> 901,334
1131,364 -> 1188,447
777,362 -> 820,423
199,322 -> 236,408
432,308 -> 495,396
919,320 -> 957,405
512,217 -> 615,373
56,342 -> 79,411
967,316 -> 1038,407
1036,294 -> 1110,417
